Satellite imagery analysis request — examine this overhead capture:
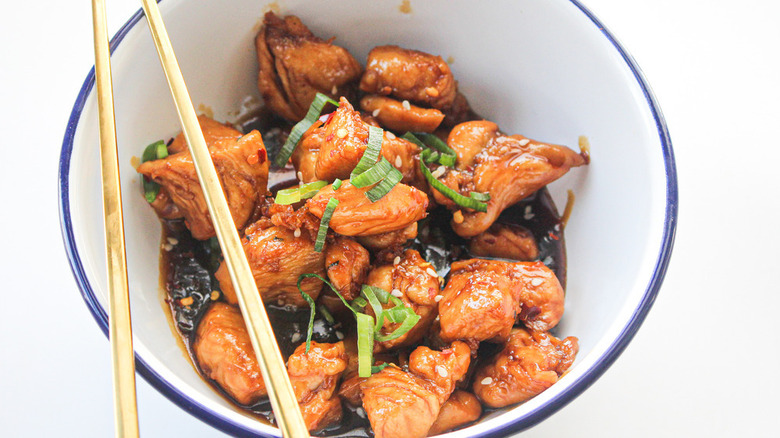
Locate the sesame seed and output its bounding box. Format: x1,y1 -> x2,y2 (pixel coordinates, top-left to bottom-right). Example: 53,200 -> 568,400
167,237 -> 179,245
331,85 -> 338,95
426,267 -> 438,277
337,128 -> 348,138
519,138 -> 530,146
436,365 -> 448,378
294,228 -> 301,238
434,295 -> 444,303
542,256 -> 553,265
336,330 -> 345,340
162,243 -> 173,251
386,131 -> 396,140
297,171 -> 303,181
402,100 -> 411,110
524,205 -> 534,220
356,407 -> 366,418
391,289 -> 403,298
291,332 -> 302,343
395,156 -> 402,168
431,166 -> 446,179
393,256 -> 401,265
481,377 -> 494,385
531,278 -> 543,287
372,109 -> 381,117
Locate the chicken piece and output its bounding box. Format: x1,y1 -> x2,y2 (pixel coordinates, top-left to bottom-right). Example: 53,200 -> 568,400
473,328 -> 578,408
439,259 -> 565,344
293,97 -> 424,185
360,45 -> 457,109
434,123 -> 588,237
287,341 -> 348,431
427,391 -> 482,436
356,223 -> 418,251
137,131 -> 269,240
441,92 -> 477,128
214,221 -> 324,307
148,187 -> 183,220
469,223 -> 539,261
337,374 -> 364,407
255,12 -> 362,122
167,115 -> 241,154
365,249 -> 440,351
306,180 -> 428,236
194,303 -> 267,405
324,236 -> 370,300
360,95 -> 445,133
361,342 -> 471,438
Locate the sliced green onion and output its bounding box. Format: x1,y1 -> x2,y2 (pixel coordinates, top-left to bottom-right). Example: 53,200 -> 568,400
299,273 -> 359,313
364,285 -> 391,304
371,363 -> 391,374
469,191 -> 491,202
142,140 -> 169,202
314,198 -> 339,252
384,306 -> 409,324
356,313 -> 375,378
298,284 -> 316,354
366,167 -> 402,202
332,178 -> 343,190
375,310 -> 421,342
351,158 -> 393,188
351,297 -> 368,308
424,150 -> 440,164
401,132 -> 426,149
351,125 -> 384,178
416,132 -> 457,157
361,286 -> 387,332
275,93 -> 338,167
274,180 -> 329,205
318,305 -> 335,325
404,132 -> 456,167
420,150 -> 488,212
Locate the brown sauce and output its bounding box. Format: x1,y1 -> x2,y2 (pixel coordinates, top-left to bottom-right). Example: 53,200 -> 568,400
158,109 -> 567,436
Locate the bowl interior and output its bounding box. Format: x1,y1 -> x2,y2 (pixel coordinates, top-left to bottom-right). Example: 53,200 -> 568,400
63,0 -> 673,436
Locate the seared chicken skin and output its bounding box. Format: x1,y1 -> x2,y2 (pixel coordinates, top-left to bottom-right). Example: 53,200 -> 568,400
433,121 -> 587,237
473,328 -> 578,408
255,12 -> 362,122
361,342 -> 471,438
439,259 -> 565,344
287,341 -> 348,431
360,45 -> 457,110
427,390 -> 482,436
137,130 -> 269,240
194,303 -> 267,405
214,221 -> 325,307
365,249 -> 440,352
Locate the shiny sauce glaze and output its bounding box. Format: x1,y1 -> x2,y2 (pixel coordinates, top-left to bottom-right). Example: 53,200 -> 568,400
159,110 -> 566,436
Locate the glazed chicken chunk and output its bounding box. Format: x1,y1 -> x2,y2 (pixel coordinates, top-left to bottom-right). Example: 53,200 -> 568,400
361,342 -> 471,438
214,220 -> 325,307
365,249 -> 440,351
360,94 -> 445,133
468,223 -> 540,261
255,12 -> 362,122
439,259 -> 565,344
167,115 -> 241,155
306,180 -> 428,236
473,328 -> 578,408
137,130 -> 269,240
194,303 -> 267,405
324,236 -> 370,300
433,120 -> 588,237
360,45 -> 457,109
427,390 -> 482,436
287,341 -> 348,431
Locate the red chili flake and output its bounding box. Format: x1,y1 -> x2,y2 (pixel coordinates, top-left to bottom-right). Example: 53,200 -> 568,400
257,148 -> 267,164
324,111 -> 336,125
548,231 -> 559,240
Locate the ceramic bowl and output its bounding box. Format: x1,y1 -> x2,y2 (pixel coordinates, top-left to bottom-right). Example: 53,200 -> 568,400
59,0 -> 677,436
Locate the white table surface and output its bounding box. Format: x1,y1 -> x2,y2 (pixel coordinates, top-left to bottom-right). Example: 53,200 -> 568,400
1,0 -> 778,436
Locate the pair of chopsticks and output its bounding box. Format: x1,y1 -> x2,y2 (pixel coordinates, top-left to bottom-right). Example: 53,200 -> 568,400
90,0 -> 309,436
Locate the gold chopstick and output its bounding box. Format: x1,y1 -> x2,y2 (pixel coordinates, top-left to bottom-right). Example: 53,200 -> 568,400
91,0 -> 140,437
138,1 -> 309,436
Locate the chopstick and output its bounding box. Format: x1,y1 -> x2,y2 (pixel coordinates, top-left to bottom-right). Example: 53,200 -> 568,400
90,0 -> 140,437
138,1 -> 309,436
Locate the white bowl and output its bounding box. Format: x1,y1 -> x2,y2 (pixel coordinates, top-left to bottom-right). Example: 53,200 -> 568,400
59,0 -> 677,436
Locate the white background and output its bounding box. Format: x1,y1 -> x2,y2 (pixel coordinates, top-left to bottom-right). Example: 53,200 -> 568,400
1,0 -> 778,436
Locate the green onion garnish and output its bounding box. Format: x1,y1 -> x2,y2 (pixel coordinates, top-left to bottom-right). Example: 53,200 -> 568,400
318,305 -> 335,324
403,132 -> 456,167
351,158 -> 393,188
361,286 -> 387,331
375,310 -> 421,342
356,313 -> 375,378
275,93 -> 338,167
274,180 -> 328,205
351,125 -> 384,178
332,178 -> 343,191
314,198 -> 339,252
424,150 -> 441,164
420,149 -> 488,212
351,296 -> 368,308
469,191 -> 491,202
371,363 -> 391,374
141,140 -> 169,202
298,281 -> 317,354
366,166 -> 402,202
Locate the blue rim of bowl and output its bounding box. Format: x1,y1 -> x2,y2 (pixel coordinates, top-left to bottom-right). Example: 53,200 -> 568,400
58,1 -> 678,436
